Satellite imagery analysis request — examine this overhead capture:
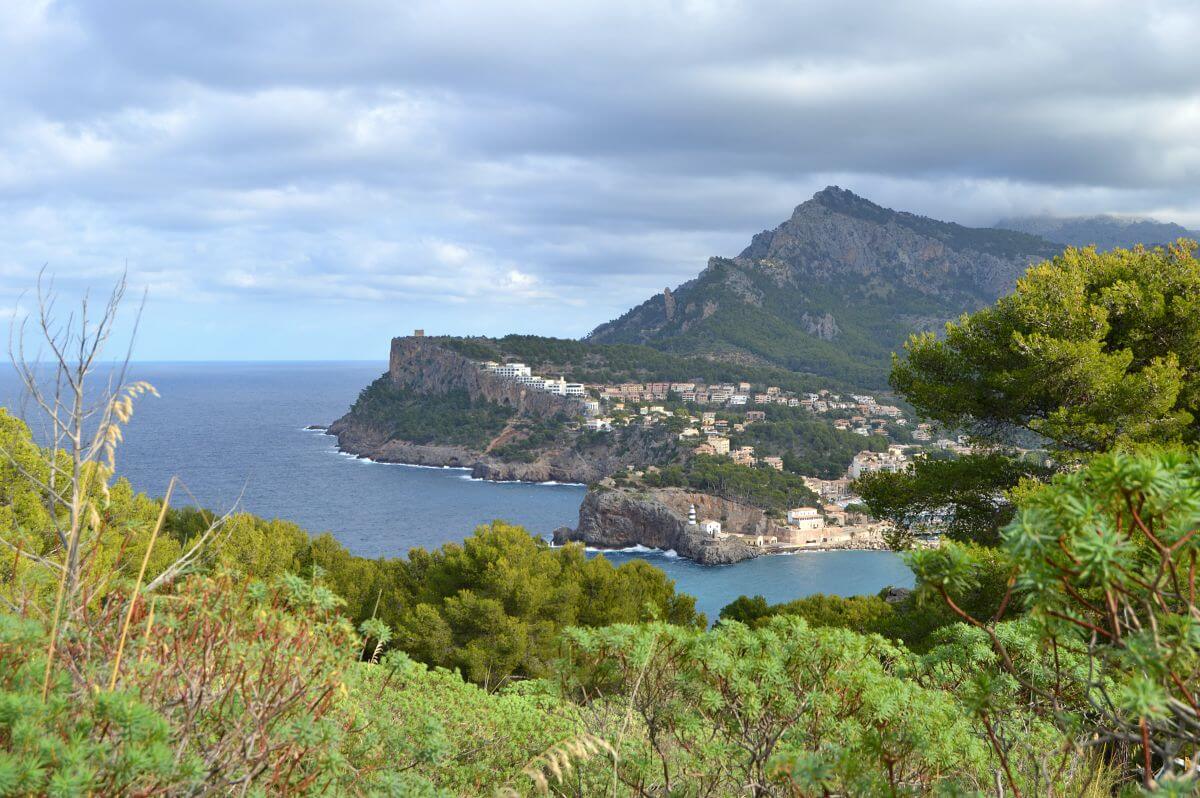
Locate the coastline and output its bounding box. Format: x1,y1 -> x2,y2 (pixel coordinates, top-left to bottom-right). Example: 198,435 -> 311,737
310,426 -> 588,487
557,538 -> 894,562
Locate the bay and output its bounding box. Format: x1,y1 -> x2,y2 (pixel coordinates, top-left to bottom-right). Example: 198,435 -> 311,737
0,361 -> 912,621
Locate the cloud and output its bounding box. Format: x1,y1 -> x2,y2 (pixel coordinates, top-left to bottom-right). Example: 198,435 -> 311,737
1,1 -> 1199,357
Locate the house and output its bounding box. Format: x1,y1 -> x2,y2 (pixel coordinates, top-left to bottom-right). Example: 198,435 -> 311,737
728,394 -> 748,406
731,446 -> 756,466
697,436 -> 730,455
787,507 -> 824,531
487,362 -> 532,379
822,504 -> 848,526
702,520 -> 724,538
585,418 -> 613,432
762,456 -> 784,471
848,449 -> 908,480
802,476 -> 852,503
745,411 -> 765,422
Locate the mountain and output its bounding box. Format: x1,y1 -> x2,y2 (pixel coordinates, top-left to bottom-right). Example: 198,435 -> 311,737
996,214 -> 1199,250
587,186 -> 1062,387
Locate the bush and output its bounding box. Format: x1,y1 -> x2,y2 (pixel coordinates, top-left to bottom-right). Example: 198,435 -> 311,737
909,448 -> 1200,790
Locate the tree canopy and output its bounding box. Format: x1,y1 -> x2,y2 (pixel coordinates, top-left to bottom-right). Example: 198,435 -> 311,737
892,240 -> 1200,453
866,240 -> 1200,546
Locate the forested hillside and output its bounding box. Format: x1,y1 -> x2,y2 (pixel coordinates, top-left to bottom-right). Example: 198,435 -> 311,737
438,333 -> 852,394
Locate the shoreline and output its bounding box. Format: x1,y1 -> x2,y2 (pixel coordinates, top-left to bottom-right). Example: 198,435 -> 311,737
552,537 -> 898,562
310,427 -> 904,565
310,427 -> 588,487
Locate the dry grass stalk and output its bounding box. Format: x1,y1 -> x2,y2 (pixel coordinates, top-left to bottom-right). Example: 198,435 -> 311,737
109,476 -> 175,689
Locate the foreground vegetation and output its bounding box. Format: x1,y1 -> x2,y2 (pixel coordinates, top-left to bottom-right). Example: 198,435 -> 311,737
5,245 -> 1200,794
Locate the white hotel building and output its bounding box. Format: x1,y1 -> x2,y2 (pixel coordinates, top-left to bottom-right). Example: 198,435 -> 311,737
483,362 -> 585,398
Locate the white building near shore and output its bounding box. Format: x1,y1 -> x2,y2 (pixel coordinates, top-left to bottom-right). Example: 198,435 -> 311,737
787,507 -> 824,531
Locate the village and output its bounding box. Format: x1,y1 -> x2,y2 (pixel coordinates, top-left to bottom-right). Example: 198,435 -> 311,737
475,359 -> 986,548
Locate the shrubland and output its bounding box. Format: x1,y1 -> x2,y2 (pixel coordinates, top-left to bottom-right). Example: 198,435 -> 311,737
5,247 -> 1200,794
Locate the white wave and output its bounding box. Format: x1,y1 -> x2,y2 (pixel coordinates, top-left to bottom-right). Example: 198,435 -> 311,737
372,460 -> 471,472
577,543 -> 670,555
457,473 -> 586,487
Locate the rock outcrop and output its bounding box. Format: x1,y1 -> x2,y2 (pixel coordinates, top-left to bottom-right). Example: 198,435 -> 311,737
386,336 -> 580,418
328,337 -> 673,484
554,487 -> 794,565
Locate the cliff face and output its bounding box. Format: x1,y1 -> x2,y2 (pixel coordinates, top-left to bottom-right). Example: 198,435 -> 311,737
553,487 -> 793,565
387,337 -> 580,418
329,337 -> 667,484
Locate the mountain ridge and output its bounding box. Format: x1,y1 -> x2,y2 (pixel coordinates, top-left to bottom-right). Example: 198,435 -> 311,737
588,186 -> 1063,386
996,213 -> 1199,250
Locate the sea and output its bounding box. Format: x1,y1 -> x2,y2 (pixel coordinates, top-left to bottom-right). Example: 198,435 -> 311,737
0,362 -> 912,622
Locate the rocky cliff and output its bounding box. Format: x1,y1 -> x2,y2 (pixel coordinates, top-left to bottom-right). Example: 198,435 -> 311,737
386,336 -> 581,418
554,487 -> 795,565
587,186 -> 1063,386
329,337 -> 675,484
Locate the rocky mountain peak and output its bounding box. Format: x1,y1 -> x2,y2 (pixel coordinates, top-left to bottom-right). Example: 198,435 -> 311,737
587,189 -> 1066,386
807,185 -> 883,215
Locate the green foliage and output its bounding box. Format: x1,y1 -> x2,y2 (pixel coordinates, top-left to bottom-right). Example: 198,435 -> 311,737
348,377 -> 514,447
642,455 -> 818,514
488,416 -> 568,462
893,241 -> 1200,453
909,448 -> 1200,789
339,652 -> 583,795
557,616 -> 1084,796
856,451 -> 1053,546
439,333 -> 852,395
721,543 -> 1019,653
881,242 -> 1200,552
732,404 -> 890,478
388,522 -> 702,689
0,573 -> 357,795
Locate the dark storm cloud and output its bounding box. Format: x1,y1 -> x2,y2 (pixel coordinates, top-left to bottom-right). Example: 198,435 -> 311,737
1,1 -> 1198,356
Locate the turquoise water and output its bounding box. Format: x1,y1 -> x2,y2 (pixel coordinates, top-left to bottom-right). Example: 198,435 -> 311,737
0,362 -> 912,621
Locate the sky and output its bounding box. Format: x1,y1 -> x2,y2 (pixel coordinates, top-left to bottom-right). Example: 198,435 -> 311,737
2,1 -> 1199,360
